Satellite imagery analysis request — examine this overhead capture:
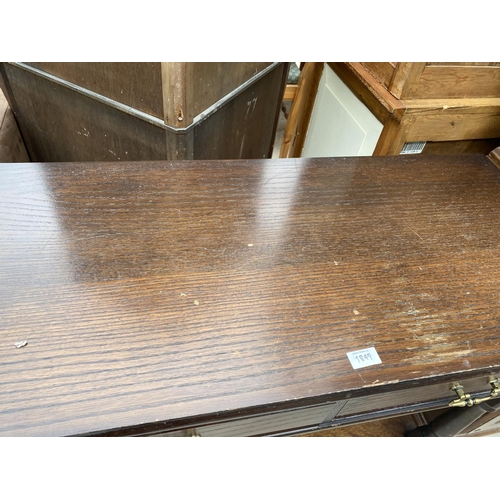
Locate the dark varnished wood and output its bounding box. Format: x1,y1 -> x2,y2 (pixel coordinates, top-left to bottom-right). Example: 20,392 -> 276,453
1,154 -> 500,436
26,62 -> 165,119
0,63 -> 287,162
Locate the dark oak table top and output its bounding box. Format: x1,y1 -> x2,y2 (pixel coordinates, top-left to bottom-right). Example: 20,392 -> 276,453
2,154 -> 500,436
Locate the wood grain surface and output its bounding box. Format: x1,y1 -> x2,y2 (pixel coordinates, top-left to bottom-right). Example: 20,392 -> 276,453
1,155 -> 500,436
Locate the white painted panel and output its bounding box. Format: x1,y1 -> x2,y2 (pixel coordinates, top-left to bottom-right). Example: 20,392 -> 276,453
302,65 -> 383,157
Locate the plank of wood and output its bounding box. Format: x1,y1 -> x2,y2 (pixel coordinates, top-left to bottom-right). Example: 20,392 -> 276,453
388,63 -> 426,99
283,84 -> 297,101
372,115 -> 406,155
361,62 -> 396,88
280,62 -> 323,158
161,62 -> 187,127
2,155 -> 500,436
404,112 -> 500,142
401,97 -> 500,112
411,65 -> 500,99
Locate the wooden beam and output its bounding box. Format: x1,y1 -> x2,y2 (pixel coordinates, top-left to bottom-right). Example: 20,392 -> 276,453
388,63 -> 426,99
329,63 -> 406,124
283,84 -> 298,101
280,63 -> 323,158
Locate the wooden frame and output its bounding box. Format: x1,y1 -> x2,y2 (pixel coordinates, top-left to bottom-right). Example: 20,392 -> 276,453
280,63 -> 323,158
328,62 -> 500,156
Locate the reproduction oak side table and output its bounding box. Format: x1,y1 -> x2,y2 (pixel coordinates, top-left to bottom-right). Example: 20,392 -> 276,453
1,152 -> 500,436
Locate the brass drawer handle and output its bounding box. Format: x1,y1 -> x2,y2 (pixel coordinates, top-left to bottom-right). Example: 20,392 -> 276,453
448,378 -> 500,408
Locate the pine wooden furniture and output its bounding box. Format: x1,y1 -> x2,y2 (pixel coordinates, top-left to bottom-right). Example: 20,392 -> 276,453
0,62 -> 287,162
2,151 -> 500,437
282,62 -> 500,158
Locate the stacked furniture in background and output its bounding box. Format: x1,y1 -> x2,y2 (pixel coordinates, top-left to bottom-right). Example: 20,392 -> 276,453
282,62 -> 500,158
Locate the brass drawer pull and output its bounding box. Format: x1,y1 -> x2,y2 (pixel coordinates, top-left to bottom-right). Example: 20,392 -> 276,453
448,378 -> 500,408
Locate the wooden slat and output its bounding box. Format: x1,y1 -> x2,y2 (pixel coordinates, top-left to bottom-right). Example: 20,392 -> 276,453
404,113 -> 500,142
161,62 -> 187,127
430,63 -> 500,67
373,115 -> 406,156
280,62 -> 323,158
283,84 -> 297,101
361,62 -> 396,88
411,65 -> 500,99
388,62 -> 426,99
401,97 -> 500,112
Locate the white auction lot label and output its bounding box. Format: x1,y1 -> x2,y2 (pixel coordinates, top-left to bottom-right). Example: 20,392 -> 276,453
346,347 -> 382,369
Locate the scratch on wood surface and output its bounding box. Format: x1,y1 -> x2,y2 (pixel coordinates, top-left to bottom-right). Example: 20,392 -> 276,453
406,226 -> 424,240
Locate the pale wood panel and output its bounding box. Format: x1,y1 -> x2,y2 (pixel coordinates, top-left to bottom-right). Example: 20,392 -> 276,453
283,84 -> 297,100
411,65 -> 500,99
362,62 -> 396,88
404,113 -> 500,142
373,116 -> 406,155
390,63 -> 427,99
401,97 -> 500,112
429,63 -> 500,67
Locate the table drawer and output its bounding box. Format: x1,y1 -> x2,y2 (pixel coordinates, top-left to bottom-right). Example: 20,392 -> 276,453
148,401 -> 347,437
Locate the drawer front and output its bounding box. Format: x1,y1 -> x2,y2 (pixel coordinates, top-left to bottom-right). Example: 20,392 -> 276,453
338,374 -> 500,419
140,374 -> 500,437
149,401 -> 347,437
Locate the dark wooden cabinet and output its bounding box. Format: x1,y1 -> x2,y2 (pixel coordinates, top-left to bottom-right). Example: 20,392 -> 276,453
0,62 -> 287,162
